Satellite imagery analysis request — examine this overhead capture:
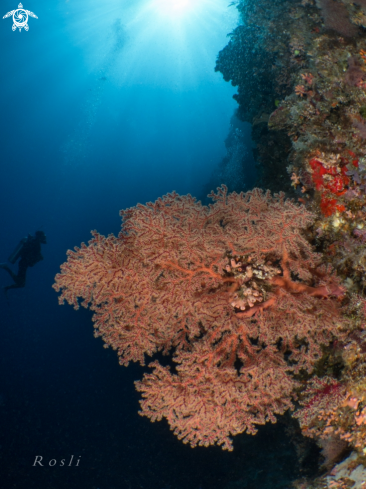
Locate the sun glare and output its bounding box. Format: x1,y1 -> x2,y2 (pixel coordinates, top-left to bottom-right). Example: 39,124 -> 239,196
152,0 -> 196,18
91,0 -> 239,90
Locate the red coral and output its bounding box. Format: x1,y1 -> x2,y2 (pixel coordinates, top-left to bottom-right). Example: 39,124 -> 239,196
309,158 -> 351,216
54,186 -> 347,450
320,195 -> 346,217
309,158 -> 349,195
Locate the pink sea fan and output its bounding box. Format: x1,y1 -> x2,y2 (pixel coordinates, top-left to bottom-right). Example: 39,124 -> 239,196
54,186 -> 348,450
352,115 -> 366,139
354,228 -> 366,242
344,57 -> 366,87
316,0 -> 358,37
352,0 -> 366,8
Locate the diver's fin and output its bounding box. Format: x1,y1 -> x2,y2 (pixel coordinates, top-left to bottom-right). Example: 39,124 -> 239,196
7,237 -> 27,264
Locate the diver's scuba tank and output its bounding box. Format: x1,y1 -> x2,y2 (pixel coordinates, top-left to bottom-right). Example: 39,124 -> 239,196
8,236 -> 29,264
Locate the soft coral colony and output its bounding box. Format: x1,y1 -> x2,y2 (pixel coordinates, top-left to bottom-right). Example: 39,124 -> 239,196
54,0 -> 366,481
53,187 -> 349,451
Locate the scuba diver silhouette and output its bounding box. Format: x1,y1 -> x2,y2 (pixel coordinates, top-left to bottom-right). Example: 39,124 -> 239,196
0,231 -> 47,292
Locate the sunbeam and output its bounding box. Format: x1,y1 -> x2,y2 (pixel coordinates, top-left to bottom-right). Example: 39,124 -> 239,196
150,0 -> 198,18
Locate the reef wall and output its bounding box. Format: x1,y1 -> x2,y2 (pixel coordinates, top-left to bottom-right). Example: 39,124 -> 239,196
215,1 -> 366,487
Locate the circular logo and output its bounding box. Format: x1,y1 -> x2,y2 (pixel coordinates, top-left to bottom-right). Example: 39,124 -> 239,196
13,8 -> 28,28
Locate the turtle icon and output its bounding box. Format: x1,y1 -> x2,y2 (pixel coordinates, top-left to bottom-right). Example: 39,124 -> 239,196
3,3 -> 38,31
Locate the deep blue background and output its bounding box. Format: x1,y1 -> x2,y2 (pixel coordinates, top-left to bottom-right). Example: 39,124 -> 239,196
0,1 -> 310,488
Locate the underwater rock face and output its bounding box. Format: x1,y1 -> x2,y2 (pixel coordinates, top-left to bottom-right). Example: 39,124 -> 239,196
214,0 -> 366,487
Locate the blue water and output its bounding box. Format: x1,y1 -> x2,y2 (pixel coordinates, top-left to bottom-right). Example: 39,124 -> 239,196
0,1 -> 301,488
